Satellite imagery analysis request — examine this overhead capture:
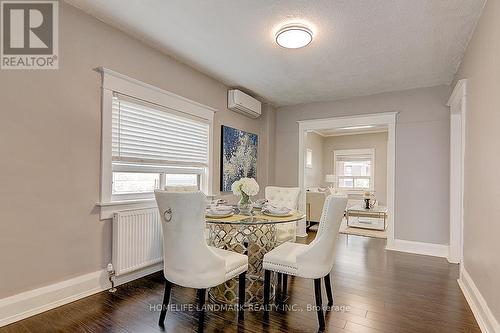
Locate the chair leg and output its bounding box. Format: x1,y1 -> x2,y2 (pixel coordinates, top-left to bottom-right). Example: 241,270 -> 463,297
158,280 -> 172,327
324,273 -> 333,307
282,274 -> 288,298
314,278 -> 325,331
263,270 -> 271,311
197,288 -> 206,330
238,272 -> 246,320
276,273 -> 289,312
276,272 -> 283,304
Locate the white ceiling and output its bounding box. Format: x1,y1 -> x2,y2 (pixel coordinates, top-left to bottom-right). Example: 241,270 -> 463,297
66,0 -> 485,107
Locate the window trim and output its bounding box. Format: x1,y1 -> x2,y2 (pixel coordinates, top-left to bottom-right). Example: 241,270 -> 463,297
306,148 -> 313,168
97,68 -> 216,219
333,148 -> 375,193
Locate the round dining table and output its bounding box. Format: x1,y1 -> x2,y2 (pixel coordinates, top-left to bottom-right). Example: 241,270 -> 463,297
205,210 -> 305,306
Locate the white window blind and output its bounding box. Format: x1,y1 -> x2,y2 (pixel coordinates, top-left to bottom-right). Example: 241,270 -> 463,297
112,94 -> 210,167
334,149 -> 374,191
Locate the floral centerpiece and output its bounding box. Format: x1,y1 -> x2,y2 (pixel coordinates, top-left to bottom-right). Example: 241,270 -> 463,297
231,177 -> 259,215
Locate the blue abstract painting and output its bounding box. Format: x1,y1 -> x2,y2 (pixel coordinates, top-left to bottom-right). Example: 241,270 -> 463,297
221,126 -> 258,192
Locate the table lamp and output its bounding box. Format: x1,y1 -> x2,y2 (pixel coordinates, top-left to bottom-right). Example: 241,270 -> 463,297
325,174 -> 336,188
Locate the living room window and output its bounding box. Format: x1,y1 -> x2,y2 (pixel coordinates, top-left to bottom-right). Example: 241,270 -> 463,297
333,148 -> 375,191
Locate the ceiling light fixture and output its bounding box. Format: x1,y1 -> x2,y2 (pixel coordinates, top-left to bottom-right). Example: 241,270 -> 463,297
275,24 -> 313,49
339,125 -> 375,130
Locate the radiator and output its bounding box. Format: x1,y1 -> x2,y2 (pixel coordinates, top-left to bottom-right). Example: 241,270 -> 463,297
112,208 -> 163,276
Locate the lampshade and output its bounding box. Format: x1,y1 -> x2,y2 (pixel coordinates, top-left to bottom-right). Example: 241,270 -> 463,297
325,174 -> 336,183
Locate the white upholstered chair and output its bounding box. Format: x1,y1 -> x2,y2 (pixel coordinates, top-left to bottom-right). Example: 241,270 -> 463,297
265,186 -> 301,243
262,195 -> 348,331
154,190 -> 248,327
164,185 -> 198,192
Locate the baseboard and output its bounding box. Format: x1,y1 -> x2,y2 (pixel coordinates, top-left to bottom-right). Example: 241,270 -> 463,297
458,266 -> 500,333
0,270 -> 108,327
385,239 -> 449,258
0,265 -> 162,327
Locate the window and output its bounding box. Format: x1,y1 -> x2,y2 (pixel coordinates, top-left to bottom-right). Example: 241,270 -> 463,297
110,94 -> 209,201
165,174 -> 199,187
334,149 -> 374,191
306,149 -> 313,168
112,172 -> 161,195
98,68 -> 215,219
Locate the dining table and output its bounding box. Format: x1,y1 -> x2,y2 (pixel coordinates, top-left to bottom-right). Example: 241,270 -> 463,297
205,209 -> 305,306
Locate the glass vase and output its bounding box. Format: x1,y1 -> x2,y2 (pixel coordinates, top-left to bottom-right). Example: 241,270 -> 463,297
238,194 -> 253,215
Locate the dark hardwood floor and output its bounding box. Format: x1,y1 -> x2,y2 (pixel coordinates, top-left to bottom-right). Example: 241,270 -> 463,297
1,233 -> 479,333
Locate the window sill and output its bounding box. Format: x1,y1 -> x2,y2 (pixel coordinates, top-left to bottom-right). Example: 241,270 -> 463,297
97,199 -> 157,220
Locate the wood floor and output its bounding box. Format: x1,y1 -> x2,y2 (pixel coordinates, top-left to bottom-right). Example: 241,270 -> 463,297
0,233 -> 479,333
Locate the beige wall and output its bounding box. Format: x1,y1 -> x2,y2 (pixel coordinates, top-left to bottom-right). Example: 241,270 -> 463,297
0,3 -> 274,298
323,132 -> 388,205
455,0 -> 500,322
305,132 -> 324,188
275,85 -> 451,244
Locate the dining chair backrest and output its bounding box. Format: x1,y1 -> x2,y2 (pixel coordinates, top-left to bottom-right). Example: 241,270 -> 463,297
164,185 -> 198,192
265,186 -> 301,209
154,190 -> 225,288
296,195 -> 347,277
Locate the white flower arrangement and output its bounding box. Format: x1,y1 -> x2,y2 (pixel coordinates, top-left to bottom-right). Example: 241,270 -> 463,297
231,177 -> 260,198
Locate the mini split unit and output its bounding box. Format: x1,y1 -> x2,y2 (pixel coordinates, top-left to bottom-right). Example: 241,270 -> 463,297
227,89 -> 262,118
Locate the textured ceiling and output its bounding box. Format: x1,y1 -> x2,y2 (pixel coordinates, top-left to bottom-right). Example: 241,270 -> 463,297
65,0 -> 485,106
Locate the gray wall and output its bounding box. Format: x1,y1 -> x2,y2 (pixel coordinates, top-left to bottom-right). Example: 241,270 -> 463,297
275,86 -> 451,244
323,132 -> 388,205
0,3 -> 274,298
455,0 -> 500,322
305,132 -> 324,188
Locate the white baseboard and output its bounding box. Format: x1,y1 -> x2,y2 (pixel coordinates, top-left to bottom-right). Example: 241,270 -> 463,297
0,264 -> 162,327
458,266 -> 500,333
386,239 -> 449,258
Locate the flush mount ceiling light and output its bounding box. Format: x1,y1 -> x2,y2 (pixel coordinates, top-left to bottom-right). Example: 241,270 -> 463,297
339,125 -> 375,130
275,24 -> 313,49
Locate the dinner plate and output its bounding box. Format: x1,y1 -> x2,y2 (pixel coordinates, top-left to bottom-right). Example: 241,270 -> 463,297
262,211 -> 293,217
205,212 -> 234,218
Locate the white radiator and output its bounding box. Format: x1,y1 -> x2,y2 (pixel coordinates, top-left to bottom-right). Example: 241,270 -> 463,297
112,208 -> 163,276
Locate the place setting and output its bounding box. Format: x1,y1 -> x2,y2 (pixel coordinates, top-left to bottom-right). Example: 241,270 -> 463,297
260,203 -> 294,217
205,199 -> 235,218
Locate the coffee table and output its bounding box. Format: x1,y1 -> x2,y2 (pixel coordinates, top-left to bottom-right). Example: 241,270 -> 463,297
346,204 -> 388,231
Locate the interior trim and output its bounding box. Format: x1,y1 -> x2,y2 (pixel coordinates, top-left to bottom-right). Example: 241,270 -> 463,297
386,239 -> 449,258
297,111 -> 397,247
458,266 -> 500,333
0,264 -> 162,327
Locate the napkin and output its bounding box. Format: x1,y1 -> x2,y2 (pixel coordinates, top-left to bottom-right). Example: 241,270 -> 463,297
205,199 -> 228,209
253,199 -> 268,208
206,205 -> 233,215
261,204 -> 292,215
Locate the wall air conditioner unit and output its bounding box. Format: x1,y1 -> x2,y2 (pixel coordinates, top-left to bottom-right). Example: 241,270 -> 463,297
227,89 -> 261,118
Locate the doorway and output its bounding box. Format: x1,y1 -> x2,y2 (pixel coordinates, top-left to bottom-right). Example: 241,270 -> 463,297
297,112 -> 397,248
